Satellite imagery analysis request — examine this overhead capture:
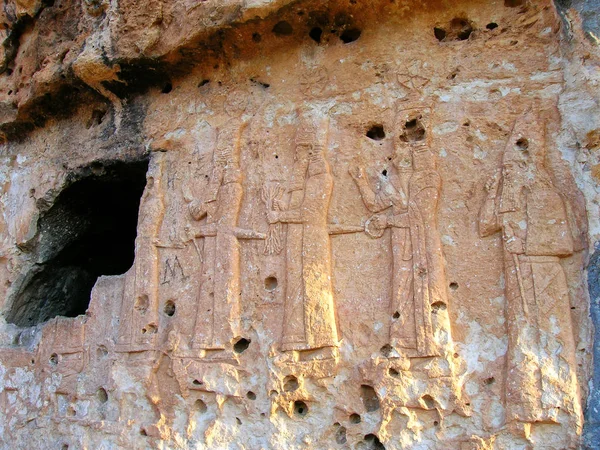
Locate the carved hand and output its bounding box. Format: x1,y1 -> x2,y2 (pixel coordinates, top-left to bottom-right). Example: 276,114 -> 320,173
372,214 -> 388,230
267,210 -> 280,224
349,165 -> 365,182
189,200 -> 207,220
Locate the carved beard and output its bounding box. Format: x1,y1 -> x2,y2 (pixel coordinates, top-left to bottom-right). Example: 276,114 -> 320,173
289,147 -> 310,192
499,174 -> 526,213
307,151 -> 328,177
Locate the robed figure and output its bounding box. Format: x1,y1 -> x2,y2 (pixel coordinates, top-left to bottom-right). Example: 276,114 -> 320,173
351,139 -> 448,358
268,128 -> 339,354
479,111 -> 582,438
188,127 -> 244,351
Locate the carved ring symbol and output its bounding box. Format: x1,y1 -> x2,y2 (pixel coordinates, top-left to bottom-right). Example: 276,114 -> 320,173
365,216 -> 385,239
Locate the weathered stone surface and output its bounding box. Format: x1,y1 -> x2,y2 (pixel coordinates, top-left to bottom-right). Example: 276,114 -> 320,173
0,0 -> 598,449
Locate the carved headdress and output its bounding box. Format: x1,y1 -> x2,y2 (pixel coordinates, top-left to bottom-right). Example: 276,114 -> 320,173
396,107 -> 434,171
502,105 -> 545,166
396,106 -> 431,146
499,105 -> 546,212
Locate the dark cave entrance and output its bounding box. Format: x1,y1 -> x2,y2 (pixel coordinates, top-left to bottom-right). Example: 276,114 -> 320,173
6,159 -> 149,327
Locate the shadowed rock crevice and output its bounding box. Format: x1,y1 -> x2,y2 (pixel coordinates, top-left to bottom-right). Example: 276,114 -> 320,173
6,158 -> 149,327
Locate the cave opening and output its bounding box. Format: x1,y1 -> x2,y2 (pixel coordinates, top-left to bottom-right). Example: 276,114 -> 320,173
6,158 -> 149,327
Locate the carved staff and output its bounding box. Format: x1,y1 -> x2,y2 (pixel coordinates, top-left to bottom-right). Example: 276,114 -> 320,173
262,184 -> 285,255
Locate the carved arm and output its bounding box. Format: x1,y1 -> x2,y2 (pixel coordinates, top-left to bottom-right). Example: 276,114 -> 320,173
479,171 -> 502,237
269,209 -> 304,224
349,166 -> 392,213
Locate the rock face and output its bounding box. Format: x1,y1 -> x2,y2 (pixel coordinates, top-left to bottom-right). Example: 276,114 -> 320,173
0,0 -> 598,449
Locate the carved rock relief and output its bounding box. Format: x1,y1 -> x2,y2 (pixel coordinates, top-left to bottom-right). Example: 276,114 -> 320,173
479,106 -> 583,442
0,2 -> 592,449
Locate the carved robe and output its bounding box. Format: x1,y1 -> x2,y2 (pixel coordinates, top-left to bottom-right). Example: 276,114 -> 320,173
390,168 -> 445,357
192,168 -> 243,350
353,164 -> 444,357
280,157 -> 338,351
480,178 -> 581,426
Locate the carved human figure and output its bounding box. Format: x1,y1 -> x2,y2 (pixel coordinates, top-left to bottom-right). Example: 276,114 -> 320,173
350,115 -> 447,357
479,110 -> 582,437
117,153 -> 165,350
144,327 -> 187,439
268,126 -> 339,354
188,127 -> 244,352
187,125 -> 264,353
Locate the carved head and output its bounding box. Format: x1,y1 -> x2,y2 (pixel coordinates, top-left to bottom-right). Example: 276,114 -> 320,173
295,125 -> 317,146
397,108 -> 430,146
502,106 -> 545,184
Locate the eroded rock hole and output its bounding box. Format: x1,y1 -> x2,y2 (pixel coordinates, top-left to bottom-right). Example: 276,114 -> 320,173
340,28 -> 361,43
435,19 -> 474,42
363,434 -> 386,449
431,301 -> 447,312
486,22 -> 498,30
135,295 -> 149,313
161,82 -> 172,94
246,391 -> 256,400
350,413 -> 361,424
194,399 -> 207,413
505,0 -> 526,7
7,159 -> 149,327
366,125 -> 385,141
389,368 -> 400,378
284,375 -> 299,392
294,400 -> 308,417
309,27 -> 323,43
272,21 -> 293,36
360,384 -> 380,412
433,27 -> 446,41
264,276 -> 278,291
97,387 -> 108,403
335,425 -> 347,444
449,282 -> 459,291
400,118 -> 426,142
233,337 -> 251,353
380,344 -> 392,357
516,137 -> 529,150
451,18 -> 473,41
141,323 -> 158,334
421,394 -> 435,409
164,300 -> 176,317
